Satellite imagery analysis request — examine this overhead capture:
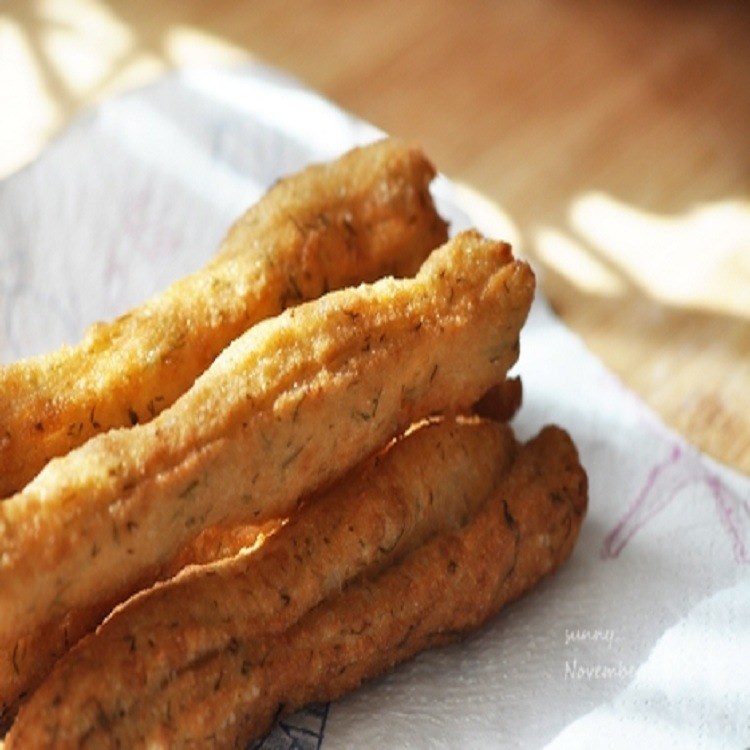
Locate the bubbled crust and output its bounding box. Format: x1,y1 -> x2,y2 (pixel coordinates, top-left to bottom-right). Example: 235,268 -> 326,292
0,230 -> 535,719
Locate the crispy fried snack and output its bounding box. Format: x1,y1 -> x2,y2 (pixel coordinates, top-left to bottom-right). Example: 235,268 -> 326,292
248,427 -> 587,744
5,423 -> 586,748
165,376 -> 524,579
0,231 -> 535,718
0,524 -> 277,733
0,381 -> 523,727
0,138 -> 448,497
5,417 -> 516,746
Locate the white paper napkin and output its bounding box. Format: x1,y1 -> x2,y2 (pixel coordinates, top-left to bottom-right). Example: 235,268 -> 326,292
1,63 -> 747,749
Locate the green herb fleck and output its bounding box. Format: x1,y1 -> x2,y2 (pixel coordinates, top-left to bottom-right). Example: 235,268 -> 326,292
179,480 -> 200,500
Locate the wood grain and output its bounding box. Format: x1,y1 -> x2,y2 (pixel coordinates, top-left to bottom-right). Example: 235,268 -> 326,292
2,0 -> 749,473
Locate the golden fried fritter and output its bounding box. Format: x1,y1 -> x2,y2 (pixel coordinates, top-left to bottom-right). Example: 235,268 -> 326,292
0,138 -> 448,497
0,378 -> 523,727
0,231 -> 535,718
156,426 -> 586,749
5,424 -> 585,748
4,417 -> 516,747
247,427 -> 587,745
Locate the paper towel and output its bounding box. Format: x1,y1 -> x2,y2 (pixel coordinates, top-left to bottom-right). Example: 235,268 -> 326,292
0,62 -> 747,749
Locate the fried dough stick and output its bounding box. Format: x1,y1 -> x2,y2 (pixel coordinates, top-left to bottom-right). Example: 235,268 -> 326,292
0,525 -> 282,734
163,426 -> 586,749
166,374 -> 524,575
146,374 -> 524,583
0,379 -> 523,728
0,231 -> 535,717
0,413 -> 512,726
6,425 -> 586,748
163,374 -> 524,581
5,417 -> 517,747
0,138 -> 448,497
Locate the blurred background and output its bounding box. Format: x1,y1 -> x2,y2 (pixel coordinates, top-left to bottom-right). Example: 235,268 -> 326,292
2,0 -> 749,473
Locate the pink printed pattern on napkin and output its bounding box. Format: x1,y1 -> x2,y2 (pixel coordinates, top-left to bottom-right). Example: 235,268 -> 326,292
602,442 -> 750,564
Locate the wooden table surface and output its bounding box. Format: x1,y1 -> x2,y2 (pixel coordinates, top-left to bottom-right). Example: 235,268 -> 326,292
2,0 -> 749,474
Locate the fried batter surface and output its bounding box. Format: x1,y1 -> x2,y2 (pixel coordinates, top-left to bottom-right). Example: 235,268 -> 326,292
181,426 -> 586,749
5,418 -> 516,747
0,138 -> 447,497
0,231 -> 534,716
5,424 -> 586,748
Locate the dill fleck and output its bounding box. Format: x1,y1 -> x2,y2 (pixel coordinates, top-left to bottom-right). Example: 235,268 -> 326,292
170,331 -> 187,351
401,383 -> 418,403
292,392 -> 306,423
353,389 -> 382,421
287,274 -> 302,301
396,623 -> 416,649
550,490 -> 565,505
259,429 -> 272,450
288,214 -> 305,235
147,395 -> 165,417
12,642 -> 20,675
179,480 -> 200,499
281,444 -> 304,469
502,500 -> 517,529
